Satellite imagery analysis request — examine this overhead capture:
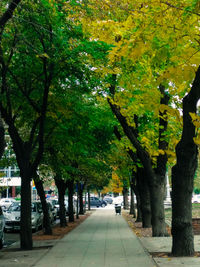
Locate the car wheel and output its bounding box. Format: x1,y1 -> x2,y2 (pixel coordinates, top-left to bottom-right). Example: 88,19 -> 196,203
101,204 -> 105,208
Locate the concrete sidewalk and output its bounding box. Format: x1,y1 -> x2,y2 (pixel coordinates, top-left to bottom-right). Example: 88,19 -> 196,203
140,236 -> 200,266
34,209 -> 156,267
0,208 -> 200,266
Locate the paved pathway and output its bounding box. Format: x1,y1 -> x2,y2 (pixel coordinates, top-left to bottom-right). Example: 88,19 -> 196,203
34,208 -> 156,267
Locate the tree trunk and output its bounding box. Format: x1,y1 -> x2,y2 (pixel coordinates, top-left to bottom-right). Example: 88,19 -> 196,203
0,0 -> 22,29
129,187 -> 136,217
122,185 -> 129,210
137,168 -> 151,228
108,81 -> 169,236
34,178 -> 52,235
88,190 -> 91,211
68,179 -> 74,222
78,183 -> 84,215
171,66 -> 200,256
130,170 -> 141,221
172,156 -> 195,256
149,85 -> 170,237
0,116 -> 5,159
148,173 -> 168,235
20,173 -> 32,250
55,178 -> 67,227
135,193 -> 142,222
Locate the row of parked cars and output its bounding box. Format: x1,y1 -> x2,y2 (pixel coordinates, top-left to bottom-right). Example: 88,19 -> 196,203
0,195 -> 114,248
0,198 -> 59,249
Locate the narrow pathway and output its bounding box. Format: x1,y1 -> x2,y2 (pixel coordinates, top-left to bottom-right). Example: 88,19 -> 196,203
34,208 -> 156,267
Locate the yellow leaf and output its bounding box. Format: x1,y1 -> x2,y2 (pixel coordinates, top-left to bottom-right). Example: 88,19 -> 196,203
193,137 -> 200,145
158,149 -> 165,155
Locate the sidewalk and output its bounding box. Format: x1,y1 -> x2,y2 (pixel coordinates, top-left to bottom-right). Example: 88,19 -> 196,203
0,208 -> 156,267
34,208 -> 156,267
140,236 -> 200,266
0,207 -> 200,266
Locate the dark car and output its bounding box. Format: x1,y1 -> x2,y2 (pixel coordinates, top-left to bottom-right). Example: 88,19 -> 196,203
89,197 -> 107,208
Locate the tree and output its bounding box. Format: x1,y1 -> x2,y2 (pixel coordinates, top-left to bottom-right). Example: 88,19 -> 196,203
43,82 -> 114,223
0,0 -> 94,249
0,0 -> 21,161
33,172 -> 52,235
0,1 -> 21,29
0,117 -> 5,159
171,66 -> 200,256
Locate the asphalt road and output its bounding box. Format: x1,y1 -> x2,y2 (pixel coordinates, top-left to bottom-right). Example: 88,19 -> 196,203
3,218 -> 60,248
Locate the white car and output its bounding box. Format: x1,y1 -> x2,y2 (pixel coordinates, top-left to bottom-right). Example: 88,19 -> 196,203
4,201 -> 43,232
192,194 -> 200,203
0,198 -> 16,210
0,206 -> 5,249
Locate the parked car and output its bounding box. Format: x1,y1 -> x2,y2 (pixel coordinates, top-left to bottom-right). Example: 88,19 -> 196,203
4,201 -> 43,232
46,202 -> 55,223
55,197 -> 77,217
192,194 -> 200,203
89,197 -> 107,208
48,198 -> 59,217
103,196 -> 113,204
47,199 -> 58,220
0,206 -> 5,249
0,198 -> 16,210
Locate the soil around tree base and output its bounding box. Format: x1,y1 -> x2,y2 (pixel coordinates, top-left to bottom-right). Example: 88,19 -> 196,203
150,251 -> 200,257
122,210 -> 200,258
33,211 -> 92,241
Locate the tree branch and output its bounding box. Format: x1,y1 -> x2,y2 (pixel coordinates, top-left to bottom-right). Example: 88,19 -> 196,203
0,0 -> 21,29
161,1 -> 200,17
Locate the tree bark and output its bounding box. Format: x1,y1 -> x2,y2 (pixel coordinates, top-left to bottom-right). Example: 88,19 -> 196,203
0,116 -> 5,159
132,174 -> 142,222
171,66 -> 200,256
148,173 -> 167,235
78,183 -> 84,215
55,178 -> 67,227
88,190 -> 91,211
68,179 -> 74,222
20,172 -> 32,250
150,85 -> 170,236
34,177 -> 52,235
122,185 -> 129,210
135,193 -> 142,222
137,168 -> 151,227
129,187 -> 136,217
0,0 -> 21,29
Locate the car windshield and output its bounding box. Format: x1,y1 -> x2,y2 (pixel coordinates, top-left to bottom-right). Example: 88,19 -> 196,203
8,203 -> 21,211
8,202 -> 39,212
